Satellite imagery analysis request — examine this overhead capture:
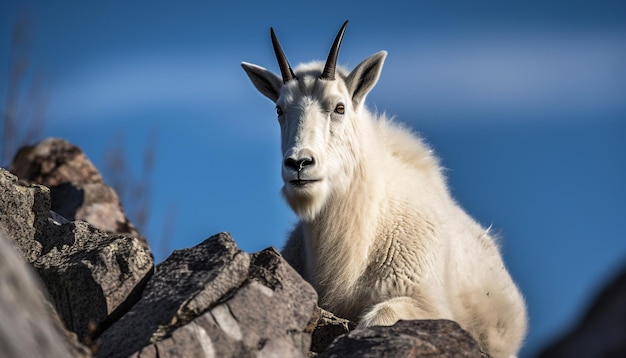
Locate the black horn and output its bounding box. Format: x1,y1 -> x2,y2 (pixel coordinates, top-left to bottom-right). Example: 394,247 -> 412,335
270,27 -> 296,83
320,20 -> 349,81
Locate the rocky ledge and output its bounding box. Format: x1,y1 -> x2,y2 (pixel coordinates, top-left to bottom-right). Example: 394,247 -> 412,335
0,138 -> 488,357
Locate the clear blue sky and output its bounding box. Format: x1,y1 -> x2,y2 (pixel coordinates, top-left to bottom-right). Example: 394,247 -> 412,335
1,1 -> 625,356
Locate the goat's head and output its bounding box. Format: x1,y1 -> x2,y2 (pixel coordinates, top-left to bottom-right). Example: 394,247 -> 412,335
242,21 -> 386,221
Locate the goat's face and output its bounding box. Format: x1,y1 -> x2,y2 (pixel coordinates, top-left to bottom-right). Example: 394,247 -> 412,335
242,22 -> 386,220
275,69 -> 355,220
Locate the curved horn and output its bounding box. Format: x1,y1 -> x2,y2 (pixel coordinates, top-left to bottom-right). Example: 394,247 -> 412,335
320,20 -> 349,81
270,27 -> 296,83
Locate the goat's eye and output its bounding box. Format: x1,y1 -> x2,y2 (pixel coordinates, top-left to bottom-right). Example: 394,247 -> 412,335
334,103 -> 345,115
276,106 -> 284,116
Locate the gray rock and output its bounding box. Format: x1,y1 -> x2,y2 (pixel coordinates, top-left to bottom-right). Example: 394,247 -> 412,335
219,247 -> 318,355
0,168 -> 49,262
97,232 -> 251,358
99,234 -> 319,358
0,234 -> 90,358
34,220 -> 154,341
319,320 -> 488,358
310,308 -> 356,355
0,167 -> 154,343
10,138 -> 146,246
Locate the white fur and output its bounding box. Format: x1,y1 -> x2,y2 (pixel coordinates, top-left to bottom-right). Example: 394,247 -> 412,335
242,38 -> 527,358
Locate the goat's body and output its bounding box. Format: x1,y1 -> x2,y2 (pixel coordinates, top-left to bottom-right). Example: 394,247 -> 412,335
282,114 -> 527,357
242,22 -> 527,357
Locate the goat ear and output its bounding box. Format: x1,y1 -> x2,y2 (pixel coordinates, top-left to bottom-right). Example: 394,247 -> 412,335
346,51 -> 387,106
241,62 -> 283,102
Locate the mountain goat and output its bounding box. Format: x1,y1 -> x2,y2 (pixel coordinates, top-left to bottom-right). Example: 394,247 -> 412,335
241,21 -> 527,357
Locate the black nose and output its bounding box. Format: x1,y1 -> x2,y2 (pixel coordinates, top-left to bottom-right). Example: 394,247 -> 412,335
284,157 -> 315,172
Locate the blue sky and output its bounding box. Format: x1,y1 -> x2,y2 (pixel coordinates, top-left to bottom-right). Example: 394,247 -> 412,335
1,1 -> 625,356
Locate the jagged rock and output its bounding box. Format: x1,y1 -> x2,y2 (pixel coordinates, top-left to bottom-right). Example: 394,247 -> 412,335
0,168 -> 49,262
96,232 -> 251,357
0,233 -> 90,358
10,138 -> 146,246
319,320 -> 488,358
35,219 -> 154,341
0,167 -> 154,343
98,233 -> 319,358
539,266 -> 626,357
310,308 -> 356,355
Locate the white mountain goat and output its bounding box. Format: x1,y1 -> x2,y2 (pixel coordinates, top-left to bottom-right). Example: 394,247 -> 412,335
241,21 -> 527,357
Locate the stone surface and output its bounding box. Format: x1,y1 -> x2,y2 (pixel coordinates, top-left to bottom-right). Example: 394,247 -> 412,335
35,219 -> 154,341
0,168 -> 49,262
135,247 -> 318,358
310,308 -> 356,355
319,320 -> 488,358
97,233 -> 251,357
98,234 -> 319,358
0,167 -> 154,343
0,234 -> 90,358
220,247 -> 318,355
11,138 -> 146,245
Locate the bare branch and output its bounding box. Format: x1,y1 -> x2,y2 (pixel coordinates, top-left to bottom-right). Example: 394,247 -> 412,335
1,14 -> 46,167
103,129 -> 160,245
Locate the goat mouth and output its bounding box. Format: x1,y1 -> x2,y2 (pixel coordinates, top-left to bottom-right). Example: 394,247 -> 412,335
289,179 -> 319,187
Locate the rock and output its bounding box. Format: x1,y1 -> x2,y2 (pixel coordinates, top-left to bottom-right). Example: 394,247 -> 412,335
0,233 -> 90,358
35,219 -> 154,341
310,308 -> 356,355
0,167 -> 154,343
0,168 -> 49,262
97,233 -> 251,357
98,233 -> 319,358
228,247 -> 318,354
319,320 -> 488,358
539,266 -> 626,357
10,138 -> 146,246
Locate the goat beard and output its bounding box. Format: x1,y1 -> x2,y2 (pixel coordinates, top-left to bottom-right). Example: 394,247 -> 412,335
282,181 -> 329,222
